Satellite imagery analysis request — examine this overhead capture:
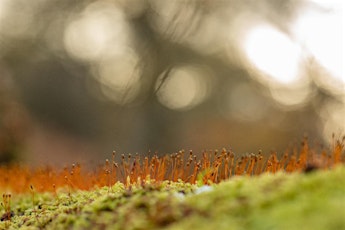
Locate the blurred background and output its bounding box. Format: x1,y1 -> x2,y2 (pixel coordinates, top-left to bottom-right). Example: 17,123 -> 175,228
0,0 -> 344,166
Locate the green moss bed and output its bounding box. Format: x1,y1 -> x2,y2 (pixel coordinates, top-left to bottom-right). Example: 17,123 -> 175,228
1,166 -> 345,230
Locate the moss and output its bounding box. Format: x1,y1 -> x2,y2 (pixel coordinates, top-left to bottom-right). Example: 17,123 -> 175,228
1,166 -> 345,229
172,166 -> 345,230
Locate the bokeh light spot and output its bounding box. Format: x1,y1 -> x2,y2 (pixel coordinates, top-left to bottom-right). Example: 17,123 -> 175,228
293,3 -> 344,95
156,66 -> 212,111
244,24 -> 302,85
269,85 -> 313,109
0,0 -> 41,39
95,50 -> 141,105
64,2 -> 129,62
149,0 -> 199,43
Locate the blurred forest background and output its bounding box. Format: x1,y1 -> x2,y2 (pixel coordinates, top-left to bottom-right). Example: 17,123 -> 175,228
0,0 -> 344,166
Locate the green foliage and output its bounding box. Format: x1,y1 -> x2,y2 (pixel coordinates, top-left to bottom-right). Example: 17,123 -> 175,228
1,167 -> 345,229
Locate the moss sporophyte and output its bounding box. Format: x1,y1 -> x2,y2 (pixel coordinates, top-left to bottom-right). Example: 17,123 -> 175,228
0,136 -> 344,229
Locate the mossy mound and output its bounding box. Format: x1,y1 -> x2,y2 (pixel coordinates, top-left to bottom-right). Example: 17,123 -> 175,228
1,166 -> 345,229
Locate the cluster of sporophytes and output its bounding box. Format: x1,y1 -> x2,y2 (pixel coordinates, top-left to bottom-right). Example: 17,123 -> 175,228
0,136 -> 344,229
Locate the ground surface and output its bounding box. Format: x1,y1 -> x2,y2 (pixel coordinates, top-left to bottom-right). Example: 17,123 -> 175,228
1,166 -> 345,230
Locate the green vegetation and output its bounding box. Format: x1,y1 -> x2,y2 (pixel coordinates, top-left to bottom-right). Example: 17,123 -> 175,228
1,166 -> 344,230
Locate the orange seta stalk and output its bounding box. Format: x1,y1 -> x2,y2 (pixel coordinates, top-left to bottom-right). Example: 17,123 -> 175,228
0,136 -> 344,194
